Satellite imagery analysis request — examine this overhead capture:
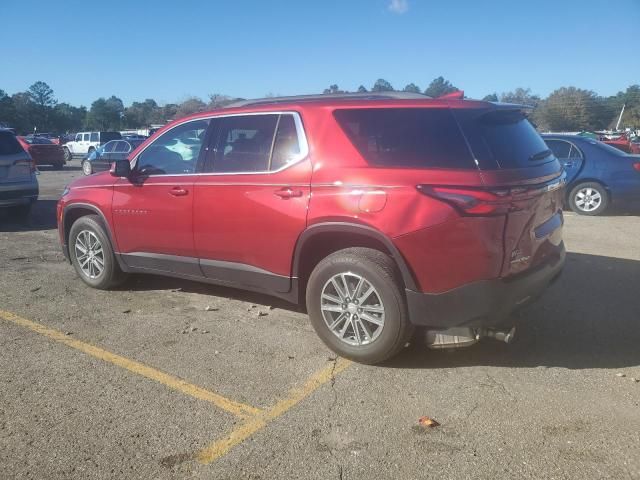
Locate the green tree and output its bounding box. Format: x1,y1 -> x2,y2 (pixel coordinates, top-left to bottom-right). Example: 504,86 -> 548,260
424,77 -> 458,97
52,103 -> 87,132
403,83 -> 421,94
0,89 -> 16,128
534,87 -> 603,131
482,93 -> 498,102
175,97 -> 206,119
357,85 -> 368,93
87,96 -> 125,130
11,92 -> 36,134
27,81 -> 56,109
208,93 -> 238,109
372,79 -> 394,92
500,88 -> 540,107
323,84 -> 346,94
125,99 -> 159,128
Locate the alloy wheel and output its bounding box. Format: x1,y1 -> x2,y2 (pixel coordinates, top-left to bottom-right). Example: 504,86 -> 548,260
320,272 -> 385,346
574,187 -> 602,212
74,230 -> 104,279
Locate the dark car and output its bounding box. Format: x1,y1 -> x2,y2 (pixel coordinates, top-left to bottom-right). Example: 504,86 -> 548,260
0,129 -> 38,219
81,139 -> 144,175
17,136 -> 66,169
58,93 -> 565,364
543,134 -> 640,215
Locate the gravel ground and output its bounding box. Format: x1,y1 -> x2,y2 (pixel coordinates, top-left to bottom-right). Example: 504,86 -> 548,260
1,162 -> 639,479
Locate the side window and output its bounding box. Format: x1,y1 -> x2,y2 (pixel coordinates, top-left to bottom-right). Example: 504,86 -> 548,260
75,133 -> 82,142
102,141 -> 117,153
90,132 -> 99,142
568,143 -> 582,158
211,115 -> 278,173
546,140 -> 571,159
83,133 -> 90,142
114,141 -> 129,153
135,119 -> 210,175
271,115 -> 302,170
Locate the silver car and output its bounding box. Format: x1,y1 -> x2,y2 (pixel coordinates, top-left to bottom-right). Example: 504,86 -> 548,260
0,129 -> 39,219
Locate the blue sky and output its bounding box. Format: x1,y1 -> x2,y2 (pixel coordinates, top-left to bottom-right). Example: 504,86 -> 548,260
2,0 -> 639,107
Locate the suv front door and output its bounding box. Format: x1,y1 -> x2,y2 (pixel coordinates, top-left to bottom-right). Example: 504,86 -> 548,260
112,118 -> 211,275
193,112 -> 311,293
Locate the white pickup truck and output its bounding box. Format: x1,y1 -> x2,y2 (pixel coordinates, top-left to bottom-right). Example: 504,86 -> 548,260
63,131 -> 122,161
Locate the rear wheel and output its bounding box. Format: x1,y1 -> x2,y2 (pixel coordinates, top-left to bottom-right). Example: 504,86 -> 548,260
306,247 -> 413,364
69,215 -> 127,289
569,182 -> 608,216
82,160 -> 93,175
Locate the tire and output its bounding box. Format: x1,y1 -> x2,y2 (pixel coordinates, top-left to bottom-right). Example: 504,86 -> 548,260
569,182 -> 608,216
82,160 -> 93,176
306,247 -> 413,364
69,215 -> 127,289
63,147 -> 72,162
8,203 -> 31,221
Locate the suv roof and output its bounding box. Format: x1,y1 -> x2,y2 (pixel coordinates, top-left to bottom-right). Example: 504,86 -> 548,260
226,91 -> 433,108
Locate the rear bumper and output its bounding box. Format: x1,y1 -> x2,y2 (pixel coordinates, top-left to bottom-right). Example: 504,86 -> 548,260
406,242 -> 565,328
0,180 -> 39,207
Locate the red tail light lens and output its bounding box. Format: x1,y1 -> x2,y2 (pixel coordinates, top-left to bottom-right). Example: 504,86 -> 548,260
633,162 -> 640,172
417,185 -> 512,216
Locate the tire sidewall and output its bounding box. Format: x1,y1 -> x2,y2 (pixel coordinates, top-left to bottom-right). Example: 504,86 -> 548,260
82,160 -> 92,175
569,182 -> 608,216
306,253 -> 407,363
69,216 -> 116,289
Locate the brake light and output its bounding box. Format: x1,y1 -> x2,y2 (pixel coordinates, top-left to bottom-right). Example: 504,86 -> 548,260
417,185 -> 512,216
633,162 -> 640,172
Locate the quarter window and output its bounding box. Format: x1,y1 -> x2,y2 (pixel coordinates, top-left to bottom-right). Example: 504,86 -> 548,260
114,141 -> 130,153
135,119 -> 210,175
102,141 -> 117,153
546,140 -> 582,159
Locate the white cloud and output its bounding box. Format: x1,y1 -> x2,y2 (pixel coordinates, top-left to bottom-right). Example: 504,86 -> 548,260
388,0 -> 409,14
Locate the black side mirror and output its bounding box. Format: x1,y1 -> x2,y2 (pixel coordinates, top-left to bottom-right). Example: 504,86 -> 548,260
110,159 -> 131,177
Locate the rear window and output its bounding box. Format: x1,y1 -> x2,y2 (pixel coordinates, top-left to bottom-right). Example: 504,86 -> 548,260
455,109 -> 553,169
23,136 -> 54,145
334,108 -> 476,169
0,131 -> 24,155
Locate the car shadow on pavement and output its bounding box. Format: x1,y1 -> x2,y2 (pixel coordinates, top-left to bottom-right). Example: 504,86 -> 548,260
0,199 -> 58,232
388,252 -> 640,370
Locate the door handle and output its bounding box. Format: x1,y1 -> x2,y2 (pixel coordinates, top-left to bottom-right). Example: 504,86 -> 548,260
274,187 -> 303,199
169,187 -> 189,196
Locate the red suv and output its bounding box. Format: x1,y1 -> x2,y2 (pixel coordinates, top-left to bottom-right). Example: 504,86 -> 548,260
57,93 -> 566,364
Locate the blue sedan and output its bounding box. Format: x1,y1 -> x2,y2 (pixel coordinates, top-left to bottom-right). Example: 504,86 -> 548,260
542,134 -> 640,215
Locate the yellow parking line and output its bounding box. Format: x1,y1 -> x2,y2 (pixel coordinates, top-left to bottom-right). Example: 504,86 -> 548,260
196,357 -> 351,464
0,310 -> 261,419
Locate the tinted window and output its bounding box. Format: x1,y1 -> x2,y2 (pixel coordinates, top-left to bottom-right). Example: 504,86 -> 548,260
114,141 -> 130,153
334,108 -> 475,169
210,115 -> 278,173
0,131 -> 24,155
455,109 -> 553,169
90,132 -> 99,142
102,141 -> 117,153
546,139 -> 582,159
100,132 -> 122,143
136,119 -> 210,175
75,133 -> 82,142
83,133 -> 90,142
271,115 -> 301,170
23,136 -> 54,145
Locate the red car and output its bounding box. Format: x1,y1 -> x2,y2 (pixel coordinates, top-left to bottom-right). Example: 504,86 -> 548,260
601,133 -> 640,154
17,135 -> 65,169
57,93 -> 565,363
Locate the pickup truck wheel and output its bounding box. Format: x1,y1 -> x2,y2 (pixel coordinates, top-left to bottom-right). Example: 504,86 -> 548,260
69,215 -> 127,289
306,247 -> 413,364
63,147 -> 72,162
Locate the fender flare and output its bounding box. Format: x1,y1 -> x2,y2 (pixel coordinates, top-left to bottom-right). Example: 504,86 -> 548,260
292,222 -> 418,291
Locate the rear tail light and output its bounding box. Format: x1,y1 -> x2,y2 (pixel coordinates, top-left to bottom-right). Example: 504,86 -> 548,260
417,185 -> 513,216
633,162 -> 640,172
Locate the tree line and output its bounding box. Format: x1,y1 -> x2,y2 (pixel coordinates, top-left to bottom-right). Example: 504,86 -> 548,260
1,78 -> 639,135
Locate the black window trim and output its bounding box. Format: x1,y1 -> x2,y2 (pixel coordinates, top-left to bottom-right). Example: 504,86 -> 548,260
545,138 -> 584,159
130,111 -> 309,177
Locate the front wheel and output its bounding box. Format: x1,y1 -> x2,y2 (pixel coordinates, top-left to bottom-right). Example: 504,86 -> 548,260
69,215 -> 127,289
569,182 -> 608,216
306,247 -> 413,364
82,160 -> 93,175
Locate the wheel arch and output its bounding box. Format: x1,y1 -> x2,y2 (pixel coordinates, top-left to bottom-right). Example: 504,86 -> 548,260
63,203 -> 123,268
292,222 -> 418,302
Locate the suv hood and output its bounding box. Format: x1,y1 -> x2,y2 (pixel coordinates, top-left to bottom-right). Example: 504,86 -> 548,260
68,171 -> 115,190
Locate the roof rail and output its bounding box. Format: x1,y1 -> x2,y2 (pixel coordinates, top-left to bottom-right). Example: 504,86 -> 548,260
225,91 -> 431,108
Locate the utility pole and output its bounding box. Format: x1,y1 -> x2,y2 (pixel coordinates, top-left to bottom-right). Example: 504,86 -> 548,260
615,104 -> 626,131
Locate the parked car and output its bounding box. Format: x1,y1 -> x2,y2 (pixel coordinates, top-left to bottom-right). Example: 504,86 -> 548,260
82,139 -> 144,175
0,129 -> 38,219
543,134 -> 640,215
57,93 -> 566,364
17,135 -> 66,169
600,132 -> 640,154
62,131 -> 122,162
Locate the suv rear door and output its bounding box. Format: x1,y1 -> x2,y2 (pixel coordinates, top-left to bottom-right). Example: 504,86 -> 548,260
192,112 -> 311,292
454,107 -> 565,277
